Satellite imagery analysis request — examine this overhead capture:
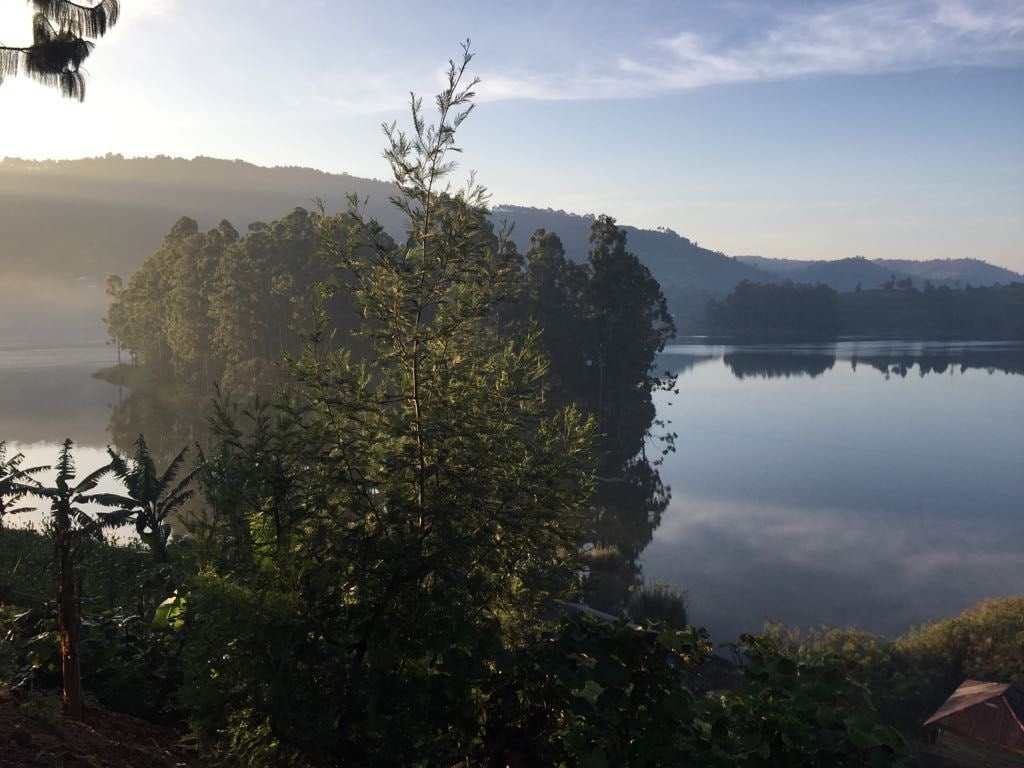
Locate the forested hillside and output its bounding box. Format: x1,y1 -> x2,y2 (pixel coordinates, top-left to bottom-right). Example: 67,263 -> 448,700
0,156 -> 771,339
2,155 -> 1019,345
738,254 -> 1022,291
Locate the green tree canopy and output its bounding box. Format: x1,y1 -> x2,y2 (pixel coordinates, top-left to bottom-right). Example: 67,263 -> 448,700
181,44 -> 595,762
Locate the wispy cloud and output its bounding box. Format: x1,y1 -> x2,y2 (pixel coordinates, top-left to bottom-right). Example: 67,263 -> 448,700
479,0 -> 1024,101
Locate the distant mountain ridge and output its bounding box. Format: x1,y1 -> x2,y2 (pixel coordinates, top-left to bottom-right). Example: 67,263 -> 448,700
737,255 -> 1022,292
1,155 -> 1019,341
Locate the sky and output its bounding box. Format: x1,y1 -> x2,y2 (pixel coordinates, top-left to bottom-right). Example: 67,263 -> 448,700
1,0 -> 1022,270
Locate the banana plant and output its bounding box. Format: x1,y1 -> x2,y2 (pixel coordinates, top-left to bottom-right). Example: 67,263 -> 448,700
88,435 -> 197,563
24,439 -> 124,720
0,441 -> 47,529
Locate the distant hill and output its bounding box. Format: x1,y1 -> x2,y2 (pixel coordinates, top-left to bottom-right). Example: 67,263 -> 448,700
0,155 -> 405,279
874,258 -> 1021,287
0,156 -> 774,338
0,155 -> 1019,343
737,255 -> 1021,292
493,205 -> 769,294
0,156 -> 769,292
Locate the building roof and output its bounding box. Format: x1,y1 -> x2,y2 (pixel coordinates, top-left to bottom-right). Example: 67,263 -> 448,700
925,679 -> 1024,752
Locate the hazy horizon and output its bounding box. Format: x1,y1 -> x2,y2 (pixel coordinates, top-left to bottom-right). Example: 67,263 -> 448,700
2,151 -> 1022,274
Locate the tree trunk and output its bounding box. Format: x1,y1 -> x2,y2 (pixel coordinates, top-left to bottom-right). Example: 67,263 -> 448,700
57,533 -> 84,720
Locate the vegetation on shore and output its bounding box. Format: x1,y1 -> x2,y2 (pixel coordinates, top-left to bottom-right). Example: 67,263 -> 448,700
704,279 -> 1024,340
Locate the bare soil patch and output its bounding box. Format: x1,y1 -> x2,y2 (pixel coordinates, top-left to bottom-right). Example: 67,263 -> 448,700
0,688 -> 193,768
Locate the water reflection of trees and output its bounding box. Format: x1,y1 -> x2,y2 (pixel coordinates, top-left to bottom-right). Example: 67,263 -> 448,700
108,387 -> 209,462
584,456 -> 670,615
724,352 -> 836,379
719,347 -> 1024,380
851,350 -> 1024,379
107,373 -> 676,618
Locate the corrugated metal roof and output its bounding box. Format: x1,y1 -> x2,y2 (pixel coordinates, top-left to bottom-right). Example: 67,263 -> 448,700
924,679 -> 1024,753
925,680 -> 1016,725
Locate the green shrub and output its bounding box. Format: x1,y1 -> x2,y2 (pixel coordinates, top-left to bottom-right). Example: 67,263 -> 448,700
0,602 -> 185,720
628,580 -> 689,629
767,596 -> 1024,732
720,635 -> 911,766
0,526 -> 180,614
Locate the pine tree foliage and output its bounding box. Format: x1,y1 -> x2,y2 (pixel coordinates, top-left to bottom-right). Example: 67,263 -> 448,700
183,43 -> 595,760
0,0 -> 120,100
299,41 -> 593,630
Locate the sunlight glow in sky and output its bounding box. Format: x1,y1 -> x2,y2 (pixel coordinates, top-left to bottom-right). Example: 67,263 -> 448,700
1,0 -> 1022,269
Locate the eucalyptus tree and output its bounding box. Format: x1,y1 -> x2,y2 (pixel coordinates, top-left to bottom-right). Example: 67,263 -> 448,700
523,229 -> 592,406
585,214 -> 676,465
0,0 -> 120,100
26,439 -> 122,720
104,218 -> 200,376
103,274 -> 125,365
165,220 -> 235,385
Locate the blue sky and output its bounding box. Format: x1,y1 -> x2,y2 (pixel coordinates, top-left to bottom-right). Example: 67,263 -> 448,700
1,0 -> 1022,269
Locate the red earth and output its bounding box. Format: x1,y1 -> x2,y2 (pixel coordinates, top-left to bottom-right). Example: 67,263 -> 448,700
0,688 -> 194,768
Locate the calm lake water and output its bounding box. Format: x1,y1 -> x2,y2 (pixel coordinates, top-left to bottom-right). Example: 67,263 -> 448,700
2,339 -> 1022,643
0,343 -> 127,535
646,340 -> 1024,644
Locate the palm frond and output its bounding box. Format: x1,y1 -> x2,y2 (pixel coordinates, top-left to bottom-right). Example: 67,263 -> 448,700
23,484 -> 59,499
15,464 -> 50,479
31,0 -> 120,39
97,508 -> 135,527
72,509 -> 107,539
3,504 -> 36,515
72,459 -> 115,495
156,445 -> 190,497
159,488 -> 194,515
0,47 -> 22,82
105,447 -> 130,479
76,491 -> 137,510
161,465 -> 198,510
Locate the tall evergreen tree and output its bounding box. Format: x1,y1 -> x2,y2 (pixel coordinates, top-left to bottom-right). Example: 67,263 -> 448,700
184,43 -> 594,761
586,215 -> 676,462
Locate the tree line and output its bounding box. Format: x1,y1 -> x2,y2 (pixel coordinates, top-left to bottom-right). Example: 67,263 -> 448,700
704,279 -> 1024,339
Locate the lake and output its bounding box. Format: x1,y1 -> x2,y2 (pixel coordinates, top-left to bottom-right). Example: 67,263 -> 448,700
0,343 -> 128,535
646,340 -> 1024,644
2,339 -> 1022,644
